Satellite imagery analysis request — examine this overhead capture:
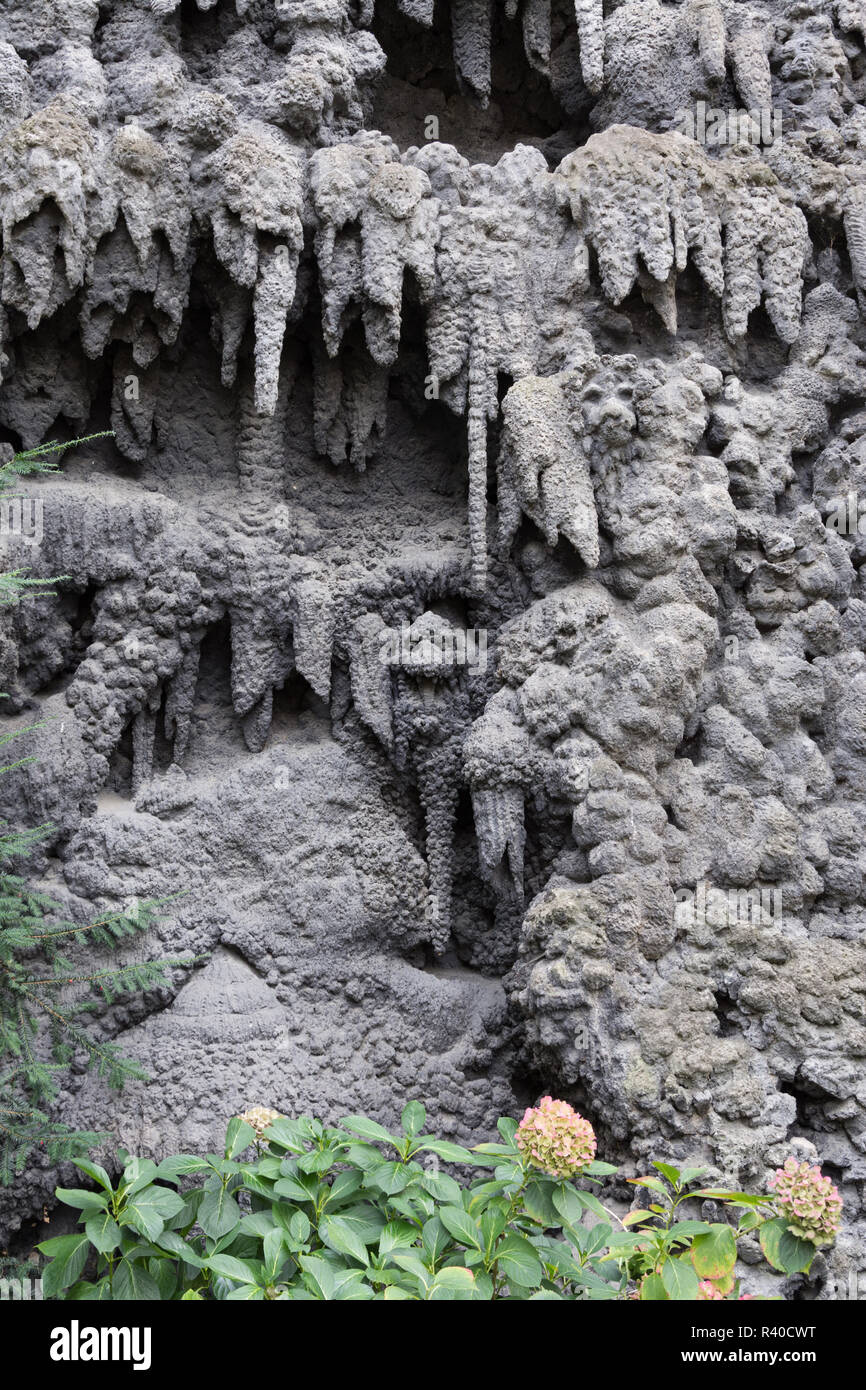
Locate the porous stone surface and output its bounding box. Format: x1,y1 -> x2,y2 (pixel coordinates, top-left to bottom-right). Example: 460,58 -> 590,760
1,0 -> 865,1295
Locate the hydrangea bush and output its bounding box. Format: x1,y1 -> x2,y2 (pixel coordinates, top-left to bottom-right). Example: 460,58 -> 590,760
36,1101 -> 840,1301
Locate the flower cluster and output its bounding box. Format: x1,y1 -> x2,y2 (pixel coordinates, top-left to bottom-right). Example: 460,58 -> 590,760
238,1105 -> 282,1141
515,1096 -> 596,1179
697,1279 -> 724,1300
768,1157 -> 842,1246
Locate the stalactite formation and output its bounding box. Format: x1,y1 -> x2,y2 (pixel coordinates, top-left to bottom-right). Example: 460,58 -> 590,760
2,0 -> 866,1300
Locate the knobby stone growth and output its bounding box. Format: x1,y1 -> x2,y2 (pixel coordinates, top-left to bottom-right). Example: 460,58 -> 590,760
0,0 -> 865,1297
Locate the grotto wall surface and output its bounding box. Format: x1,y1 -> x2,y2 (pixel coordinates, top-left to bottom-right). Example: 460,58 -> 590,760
1,0 -> 866,1295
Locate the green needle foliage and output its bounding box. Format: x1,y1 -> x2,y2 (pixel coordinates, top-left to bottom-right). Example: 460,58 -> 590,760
0,433 -> 113,605
0,435 -> 194,1183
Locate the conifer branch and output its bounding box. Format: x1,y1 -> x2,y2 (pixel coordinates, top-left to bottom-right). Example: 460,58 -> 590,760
0,434 -> 197,1179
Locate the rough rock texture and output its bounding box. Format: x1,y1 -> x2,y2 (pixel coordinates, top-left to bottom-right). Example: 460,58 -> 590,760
1,0 -> 866,1296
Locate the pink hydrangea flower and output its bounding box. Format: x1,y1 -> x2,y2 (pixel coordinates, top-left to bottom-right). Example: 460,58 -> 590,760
697,1280 -> 724,1300
768,1157 -> 842,1247
515,1096 -> 596,1179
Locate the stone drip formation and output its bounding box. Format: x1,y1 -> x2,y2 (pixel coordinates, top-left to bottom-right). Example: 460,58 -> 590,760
1,0 -> 866,1293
